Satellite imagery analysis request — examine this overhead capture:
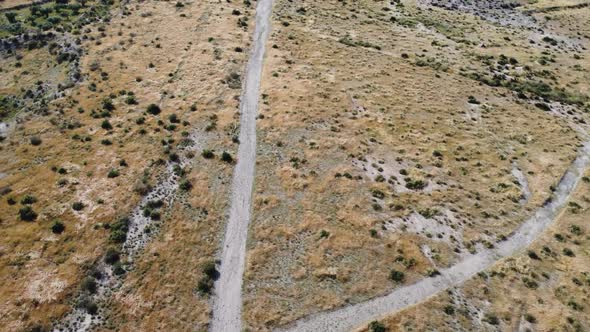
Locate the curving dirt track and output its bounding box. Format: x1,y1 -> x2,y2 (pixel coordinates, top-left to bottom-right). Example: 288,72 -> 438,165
280,142 -> 590,332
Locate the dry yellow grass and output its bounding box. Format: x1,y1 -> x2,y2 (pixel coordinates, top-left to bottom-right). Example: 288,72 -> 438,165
242,0 -> 588,329
0,0 -> 253,330
365,170 -> 590,331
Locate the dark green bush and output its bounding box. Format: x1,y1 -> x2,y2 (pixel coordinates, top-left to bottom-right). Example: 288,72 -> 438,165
368,321 -> 387,332
202,149 -> 214,159
179,179 -> 192,191
104,248 -> 120,264
101,119 -> 113,130
72,201 -> 85,211
19,206 -> 37,221
390,269 -> 405,282
107,169 -> 120,178
221,151 -> 233,163
51,220 -> 65,234
20,195 -> 37,205
30,136 -> 42,146
78,296 -> 98,315
147,104 -> 161,115
81,277 -> 97,294
202,261 -> 218,279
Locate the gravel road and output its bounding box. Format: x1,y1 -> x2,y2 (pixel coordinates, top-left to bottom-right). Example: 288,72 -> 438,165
280,142 -> 590,332
209,0 -> 274,331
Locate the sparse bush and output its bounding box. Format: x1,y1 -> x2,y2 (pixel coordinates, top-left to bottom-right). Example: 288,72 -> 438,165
19,206 -> 37,221
563,248 -> 575,257
109,217 -> 129,243
102,98 -> 114,111
81,277 -> 97,294
72,201 -> 85,211
483,313 -> 500,325
104,248 -> 120,264
107,169 -> 120,178
202,261 -> 218,279
30,136 -> 42,146
78,296 -> 98,315
467,96 -> 480,104
443,305 -> 455,315
197,276 -> 213,294
147,103 -> 161,115
113,262 -> 125,275
524,313 -> 536,323
368,321 -> 387,332
20,195 -> 37,205
371,189 -> 385,199
390,269 -> 405,282
179,179 -> 192,191
221,151 -> 233,163
202,149 -> 214,159
51,220 -> 65,234
101,119 -> 113,130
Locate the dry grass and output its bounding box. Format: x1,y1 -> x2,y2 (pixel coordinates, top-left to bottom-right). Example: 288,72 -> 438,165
242,0 -> 588,329
365,170 -> 590,331
0,0 -> 252,330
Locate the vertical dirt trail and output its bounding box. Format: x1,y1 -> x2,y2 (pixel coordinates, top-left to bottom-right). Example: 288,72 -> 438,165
209,0 -> 273,331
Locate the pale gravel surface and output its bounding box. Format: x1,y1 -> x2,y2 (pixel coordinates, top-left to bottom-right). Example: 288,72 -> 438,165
209,0 -> 273,331
280,142 -> 590,332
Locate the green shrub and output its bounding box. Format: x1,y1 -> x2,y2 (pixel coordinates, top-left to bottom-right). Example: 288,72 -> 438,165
107,169 -> 120,178
467,95 -> 480,104
221,151 -> 233,163
483,313 -> 500,325
104,248 -> 120,264
81,277 -> 97,294
51,220 -> 65,234
443,305 -> 455,315
19,206 -> 37,221
20,195 -> 37,205
101,119 -> 113,130
78,296 -> 98,315
197,276 -> 213,294
147,104 -> 161,115
524,313 -> 536,323
202,149 -> 214,159
30,136 -> 42,146
179,179 -> 192,191
368,321 -> 387,332
72,201 -> 85,211
202,261 -> 218,279
390,269 -> 405,282
113,262 -> 126,275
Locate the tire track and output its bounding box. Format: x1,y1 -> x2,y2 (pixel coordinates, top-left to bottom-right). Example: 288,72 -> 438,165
209,0 -> 274,331
280,142 -> 590,332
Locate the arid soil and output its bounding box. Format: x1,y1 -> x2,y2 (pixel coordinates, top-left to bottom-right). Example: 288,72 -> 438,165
0,0 -> 254,330
242,0 -> 590,330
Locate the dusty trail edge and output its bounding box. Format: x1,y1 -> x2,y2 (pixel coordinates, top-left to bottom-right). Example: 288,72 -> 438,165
280,142 -> 590,332
209,0 -> 274,331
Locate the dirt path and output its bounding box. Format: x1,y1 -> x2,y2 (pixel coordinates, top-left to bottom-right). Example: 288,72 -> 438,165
209,1 -> 273,331
280,142 -> 590,332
